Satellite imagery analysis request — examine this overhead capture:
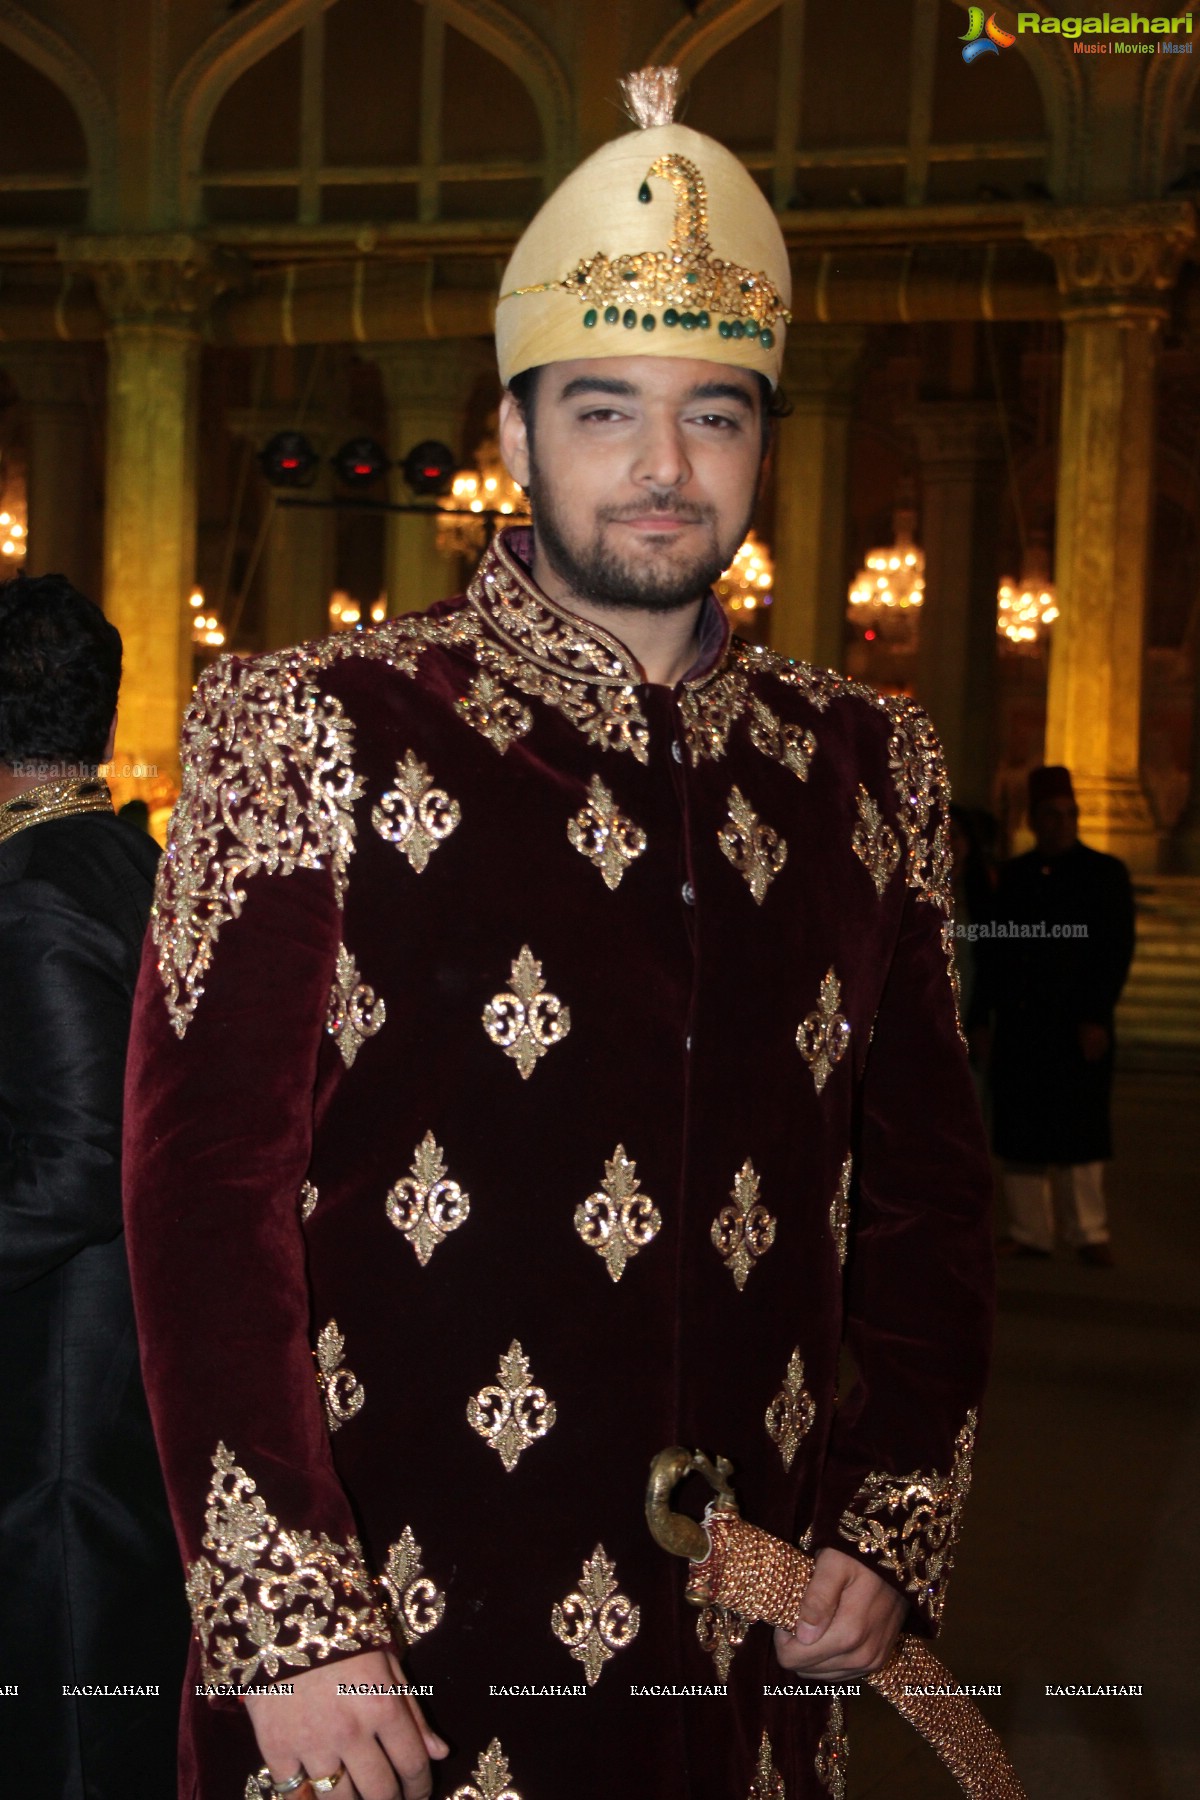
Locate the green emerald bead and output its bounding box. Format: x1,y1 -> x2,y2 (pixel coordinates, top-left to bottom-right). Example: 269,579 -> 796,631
698,311 -> 710,329
642,313 -> 655,331
760,328 -> 775,349
622,271 -> 637,281
681,311 -> 697,329
638,181 -> 652,204
583,308 -> 598,328
604,305 -> 619,325
740,279 -> 754,293
663,308 -> 679,327
744,319 -> 759,339
685,270 -> 699,283
718,320 -> 732,338
623,308 -> 637,328
730,320 -> 745,339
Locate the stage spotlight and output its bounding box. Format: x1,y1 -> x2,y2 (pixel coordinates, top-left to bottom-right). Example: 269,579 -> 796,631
332,436 -> 390,489
259,431 -> 319,487
402,440 -> 457,497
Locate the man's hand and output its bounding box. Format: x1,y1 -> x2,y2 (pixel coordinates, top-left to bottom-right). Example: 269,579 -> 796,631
773,1547 -> 906,1677
245,1649 -> 447,1800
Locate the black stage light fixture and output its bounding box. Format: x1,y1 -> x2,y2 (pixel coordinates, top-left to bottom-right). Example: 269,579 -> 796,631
332,436 -> 390,489
259,430 -> 320,488
402,439 -> 457,497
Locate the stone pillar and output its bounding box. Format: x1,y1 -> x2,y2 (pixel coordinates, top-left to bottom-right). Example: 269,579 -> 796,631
75,238 -> 231,814
228,406 -> 336,651
908,403 -> 1004,810
7,348 -> 101,596
374,341 -> 487,614
1028,204 -> 1195,872
770,327 -> 866,671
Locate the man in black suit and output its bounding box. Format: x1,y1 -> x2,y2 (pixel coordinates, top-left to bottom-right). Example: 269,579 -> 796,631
0,573 -> 186,1793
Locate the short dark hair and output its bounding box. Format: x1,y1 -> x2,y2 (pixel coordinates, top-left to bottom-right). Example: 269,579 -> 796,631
0,572 -> 122,766
507,364 -> 790,455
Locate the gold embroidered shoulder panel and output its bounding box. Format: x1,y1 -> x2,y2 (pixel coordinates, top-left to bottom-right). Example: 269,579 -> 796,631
151,613 -> 477,1039
836,1409 -> 977,1628
185,1443 -> 390,1689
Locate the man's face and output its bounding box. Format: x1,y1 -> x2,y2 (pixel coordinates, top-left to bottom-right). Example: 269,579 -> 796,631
498,356 -> 766,613
1033,796 -> 1079,857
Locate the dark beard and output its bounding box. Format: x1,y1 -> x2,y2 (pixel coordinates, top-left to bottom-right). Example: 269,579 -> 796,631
527,452 -> 751,616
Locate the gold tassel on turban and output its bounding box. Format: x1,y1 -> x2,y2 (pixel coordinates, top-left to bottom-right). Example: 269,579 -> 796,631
495,67 -> 792,388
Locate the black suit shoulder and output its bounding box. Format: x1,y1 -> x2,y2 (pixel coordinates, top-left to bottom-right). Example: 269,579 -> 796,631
0,813 -> 158,950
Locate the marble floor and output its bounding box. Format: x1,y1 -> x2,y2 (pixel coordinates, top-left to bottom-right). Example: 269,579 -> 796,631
846,1071 -> 1200,1799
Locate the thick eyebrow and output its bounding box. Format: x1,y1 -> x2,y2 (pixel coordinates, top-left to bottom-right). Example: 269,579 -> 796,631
555,375 -> 757,411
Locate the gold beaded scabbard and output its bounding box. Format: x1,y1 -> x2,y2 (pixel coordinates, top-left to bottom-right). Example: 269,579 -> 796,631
646,1447 -> 1025,1800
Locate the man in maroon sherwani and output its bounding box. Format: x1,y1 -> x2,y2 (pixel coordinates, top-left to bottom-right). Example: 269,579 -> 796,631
124,68 -> 994,1800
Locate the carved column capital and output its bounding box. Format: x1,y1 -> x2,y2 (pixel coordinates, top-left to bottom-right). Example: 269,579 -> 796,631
61,234 -> 244,330
1025,201 -> 1195,320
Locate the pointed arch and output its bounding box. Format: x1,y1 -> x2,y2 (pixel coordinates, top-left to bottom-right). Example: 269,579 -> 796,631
0,0 -> 116,226
1140,49 -> 1200,197
163,0 -> 570,226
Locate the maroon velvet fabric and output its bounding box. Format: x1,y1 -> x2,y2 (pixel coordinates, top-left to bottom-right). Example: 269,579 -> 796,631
123,531 -> 994,1799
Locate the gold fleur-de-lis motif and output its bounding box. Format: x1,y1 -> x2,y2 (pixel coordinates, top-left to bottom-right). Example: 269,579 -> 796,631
573,1145 -> 661,1281
748,1730 -> 786,1800
711,1159 -> 776,1290
456,672 -> 533,754
851,784 -> 900,897
299,1180 -> 318,1220
381,1525 -> 445,1646
749,694 -> 817,781
696,1603 -> 749,1681
467,1340 -> 556,1472
765,1348 -> 816,1471
482,946 -> 571,1079
371,750 -> 461,872
718,785 -> 787,904
386,1132 -> 470,1265
567,774 -> 647,891
449,1740 -> 523,1800
314,1320 -> 364,1431
550,1544 -> 640,1685
830,1154 -> 852,1267
796,967 -> 851,1094
815,1695 -> 849,1798
325,942 -> 386,1068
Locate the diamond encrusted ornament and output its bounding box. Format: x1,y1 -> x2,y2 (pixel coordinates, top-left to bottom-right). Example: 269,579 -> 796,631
467,1340 -> 557,1472
765,1348 -> 816,1471
386,1132 -> 470,1265
718,785 -> 787,904
796,967 -> 851,1094
567,774 -> 647,891
574,1145 -> 661,1281
371,750 -> 461,871
483,946 -> 571,1079
711,1159 -> 776,1290
551,1544 -> 640,1685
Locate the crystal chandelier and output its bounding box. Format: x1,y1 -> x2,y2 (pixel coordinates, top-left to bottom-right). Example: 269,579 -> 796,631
715,531 -> 774,617
848,503 -> 924,644
997,537 -> 1057,647
189,588 -> 225,649
437,426 -> 530,560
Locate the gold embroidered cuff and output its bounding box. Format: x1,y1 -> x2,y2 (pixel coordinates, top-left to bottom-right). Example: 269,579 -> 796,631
835,1410 -> 977,1628
185,1444 -> 392,1690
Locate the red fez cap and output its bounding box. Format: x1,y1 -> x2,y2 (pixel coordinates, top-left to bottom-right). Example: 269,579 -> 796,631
1028,764 -> 1075,815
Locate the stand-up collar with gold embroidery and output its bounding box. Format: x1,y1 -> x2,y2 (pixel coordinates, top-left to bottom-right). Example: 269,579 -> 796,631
0,774 -> 114,846
468,527 -> 730,692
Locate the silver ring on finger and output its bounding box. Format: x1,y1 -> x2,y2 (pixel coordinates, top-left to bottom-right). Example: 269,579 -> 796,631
271,1776 -> 309,1798
308,1767 -> 347,1794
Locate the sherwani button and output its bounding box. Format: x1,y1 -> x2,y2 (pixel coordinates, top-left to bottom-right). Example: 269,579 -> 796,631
682,881 -> 696,906
671,740 -> 683,764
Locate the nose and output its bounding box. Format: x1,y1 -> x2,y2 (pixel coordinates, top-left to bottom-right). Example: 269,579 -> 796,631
631,410 -> 691,491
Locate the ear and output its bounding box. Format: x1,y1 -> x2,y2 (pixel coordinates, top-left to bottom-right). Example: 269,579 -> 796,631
498,390 -> 531,490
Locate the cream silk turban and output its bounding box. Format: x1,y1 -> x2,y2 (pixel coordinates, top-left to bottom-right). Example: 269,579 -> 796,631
496,68 -> 792,389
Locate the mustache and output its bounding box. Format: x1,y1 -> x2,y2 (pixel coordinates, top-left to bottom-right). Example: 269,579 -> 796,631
596,495 -> 716,525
